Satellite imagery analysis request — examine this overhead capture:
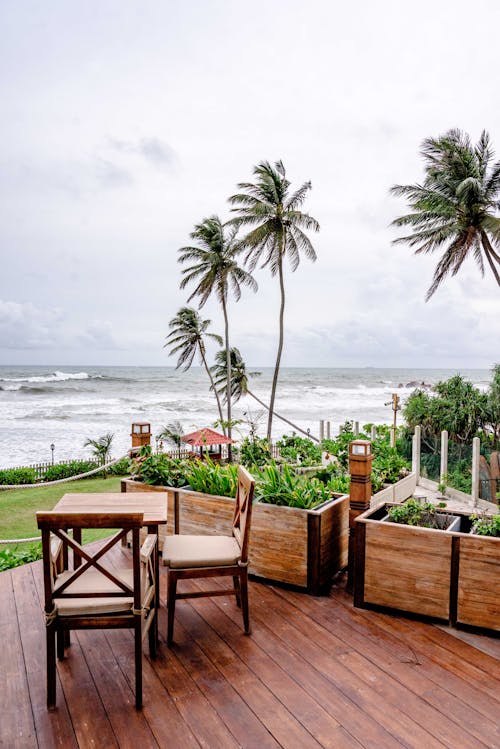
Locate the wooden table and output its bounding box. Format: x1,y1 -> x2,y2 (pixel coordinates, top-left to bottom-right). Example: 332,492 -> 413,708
53,492 -> 167,643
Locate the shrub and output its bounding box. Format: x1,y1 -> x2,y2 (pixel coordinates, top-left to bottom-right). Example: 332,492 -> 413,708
0,467 -> 37,485
470,512 -> 500,537
0,544 -> 42,571
107,457 -> 131,476
43,460 -> 97,481
240,436 -> 272,468
130,453 -> 189,488
276,434 -> 322,466
386,499 -> 454,529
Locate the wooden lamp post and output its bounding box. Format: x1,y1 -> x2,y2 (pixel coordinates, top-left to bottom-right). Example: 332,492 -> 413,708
347,439 -> 373,592
130,422 -> 151,451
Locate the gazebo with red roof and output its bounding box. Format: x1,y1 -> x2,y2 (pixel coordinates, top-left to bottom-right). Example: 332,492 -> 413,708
181,427 -> 235,460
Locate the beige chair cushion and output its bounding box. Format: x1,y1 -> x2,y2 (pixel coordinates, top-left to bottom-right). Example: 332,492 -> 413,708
53,567 -> 146,617
163,534 -> 241,569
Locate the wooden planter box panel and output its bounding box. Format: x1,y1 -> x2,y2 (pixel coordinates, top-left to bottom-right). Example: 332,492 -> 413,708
360,517 -> 452,620
122,479 -> 348,592
457,535 -> 500,631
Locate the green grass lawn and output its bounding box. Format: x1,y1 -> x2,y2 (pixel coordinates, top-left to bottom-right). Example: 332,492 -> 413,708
0,476 -> 124,553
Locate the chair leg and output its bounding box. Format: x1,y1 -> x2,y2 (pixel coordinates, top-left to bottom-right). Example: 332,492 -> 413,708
233,575 -> 241,608
135,618 -> 143,709
57,629 -> 65,660
166,571 -> 177,646
148,607 -> 157,658
46,625 -> 57,709
240,570 -> 250,635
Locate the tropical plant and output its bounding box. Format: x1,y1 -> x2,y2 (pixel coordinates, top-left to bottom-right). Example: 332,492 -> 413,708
130,453 -> 189,488
178,216 -> 257,458
184,457 -> 239,497
157,420 -> 184,448
165,306 -> 225,430
486,363 -> 500,447
211,346 -> 319,441
83,433 -> 114,464
239,436 -> 272,468
229,160 -> 319,441
255,463 -> 332,510
391,129 -> 500,299
276,434 -> 322,466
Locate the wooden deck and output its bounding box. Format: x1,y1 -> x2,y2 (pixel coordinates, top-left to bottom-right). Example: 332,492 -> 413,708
2,546 -> 499,749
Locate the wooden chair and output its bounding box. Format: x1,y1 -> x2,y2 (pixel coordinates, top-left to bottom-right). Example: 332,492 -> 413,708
163,465 -> 255,645
36,511 -> 158,710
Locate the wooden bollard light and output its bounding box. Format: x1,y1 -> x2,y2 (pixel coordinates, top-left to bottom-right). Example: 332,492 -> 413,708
346,440 -> 373,592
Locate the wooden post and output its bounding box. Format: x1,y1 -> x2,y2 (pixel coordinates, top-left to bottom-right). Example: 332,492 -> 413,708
319,420 -> 324,441
412,426 -> 421,483
440,430 -> 448,483
370,425 -> 377,442
346,440 -> 372,593
326,421 -> 331,440
353,421 -> 359,437
472,436 -> 480,507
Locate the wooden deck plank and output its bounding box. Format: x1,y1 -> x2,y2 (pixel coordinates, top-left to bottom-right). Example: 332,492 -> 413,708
274,585 -> 497,749
175,591 -> 330,749
10,563 -> 78,749
3,544 -> 500,749
30,552 -> 120,749
288,584 -> 500,740
0,570 -> 37,749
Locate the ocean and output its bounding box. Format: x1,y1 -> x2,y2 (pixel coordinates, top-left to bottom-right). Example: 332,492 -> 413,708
0,365 -> 492,469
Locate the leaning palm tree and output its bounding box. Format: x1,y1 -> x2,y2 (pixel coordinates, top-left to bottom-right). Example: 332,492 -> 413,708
211,347 -> 319,442
178,216 -> 258,458
229,160 -> 320,442
391,129 -> 500,300
165,306 -> 225,430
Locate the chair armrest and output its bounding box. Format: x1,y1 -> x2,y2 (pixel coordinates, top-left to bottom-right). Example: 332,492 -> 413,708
140,534 -> 157,564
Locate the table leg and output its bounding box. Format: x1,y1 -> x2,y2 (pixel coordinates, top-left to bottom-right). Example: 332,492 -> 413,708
73,528 -> 82,568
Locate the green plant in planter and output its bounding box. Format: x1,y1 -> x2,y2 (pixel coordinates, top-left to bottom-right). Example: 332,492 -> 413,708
469,512 -> 500,537
437,473 -> 448,497
130,453 -> 189,488
255,463 -> 333,510
276,434 -> 322,466
240,435 -> 272,468
387,499 -> 444,529
184,457 -> 238,496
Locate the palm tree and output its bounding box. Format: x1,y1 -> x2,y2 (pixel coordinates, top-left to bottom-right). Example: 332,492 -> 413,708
178,216 -> 257,458
157,420 -> 184,449
84,433 -> 114,474
165,306 -> 225,430
211,347 -> 319,442
229,160 -> 320,442
391,129 -> 500,300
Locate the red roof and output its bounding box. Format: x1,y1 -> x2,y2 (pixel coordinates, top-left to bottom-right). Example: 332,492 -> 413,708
181,427 -> 235,447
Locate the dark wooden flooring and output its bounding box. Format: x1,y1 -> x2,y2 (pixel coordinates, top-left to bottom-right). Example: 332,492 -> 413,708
2,545 -> 499,749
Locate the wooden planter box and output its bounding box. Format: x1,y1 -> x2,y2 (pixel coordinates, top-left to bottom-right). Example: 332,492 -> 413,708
121,478 -> 349,594
354,502 -> 500,633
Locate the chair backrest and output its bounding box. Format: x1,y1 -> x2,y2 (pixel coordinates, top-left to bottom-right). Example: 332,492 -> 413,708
36,511 -> 144,614
232,466 -> 255,562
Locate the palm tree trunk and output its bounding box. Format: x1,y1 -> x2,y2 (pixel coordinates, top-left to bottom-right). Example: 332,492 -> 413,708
480,230 -> 500,285
200,346 -> 226,435
247,389 -> 319,442
267,253 -> 285,442
222,295 -> 233,462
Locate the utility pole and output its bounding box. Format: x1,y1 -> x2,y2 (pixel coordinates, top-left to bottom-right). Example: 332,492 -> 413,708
384,393 -> 400,448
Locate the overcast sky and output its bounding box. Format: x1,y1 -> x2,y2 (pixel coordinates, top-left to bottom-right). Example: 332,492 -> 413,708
1,0 -> 499,369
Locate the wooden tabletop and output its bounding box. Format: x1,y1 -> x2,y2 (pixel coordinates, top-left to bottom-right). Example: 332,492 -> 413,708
53,492 -> 168,526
